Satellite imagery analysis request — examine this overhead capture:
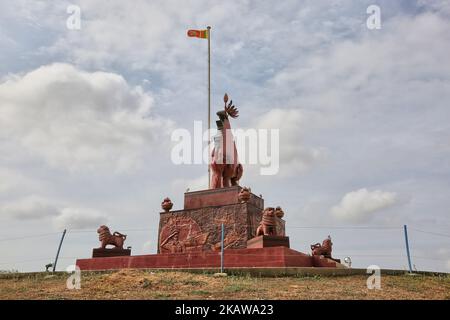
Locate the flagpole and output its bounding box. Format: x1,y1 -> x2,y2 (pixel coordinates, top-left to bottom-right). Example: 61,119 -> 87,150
207,26 -> 211,189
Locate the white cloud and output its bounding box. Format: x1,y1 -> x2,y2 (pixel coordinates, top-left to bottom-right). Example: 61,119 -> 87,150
0,168 -> 34,194
52,207 -> 107,230
0,63 -> 172,173
172,174 -> 208,193
267,12 -> 450,112
0,195 -> 59,220
253,108 -> 327,175
418,0 -> 450,16
0,193 -> 107,230
331,188 -> 398,223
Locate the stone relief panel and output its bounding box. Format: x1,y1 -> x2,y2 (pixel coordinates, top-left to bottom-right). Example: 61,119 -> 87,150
159,216 -> 209,254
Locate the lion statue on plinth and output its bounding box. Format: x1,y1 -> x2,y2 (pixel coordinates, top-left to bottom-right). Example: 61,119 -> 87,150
256,207 -> 277,236
310,235 -> 333,258
97,225 -> 127,249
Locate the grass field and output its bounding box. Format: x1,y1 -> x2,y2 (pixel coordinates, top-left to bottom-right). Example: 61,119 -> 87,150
1,269 -> 449,300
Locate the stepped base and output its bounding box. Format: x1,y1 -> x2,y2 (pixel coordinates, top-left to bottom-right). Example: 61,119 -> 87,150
76,247 -> 344,271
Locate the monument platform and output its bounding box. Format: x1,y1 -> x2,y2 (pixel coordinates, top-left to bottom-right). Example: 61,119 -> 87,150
76,246 -> 343,271
76,93 -> 344,272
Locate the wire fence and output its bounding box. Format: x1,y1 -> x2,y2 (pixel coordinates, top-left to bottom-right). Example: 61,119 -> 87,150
0,225 -> 449,272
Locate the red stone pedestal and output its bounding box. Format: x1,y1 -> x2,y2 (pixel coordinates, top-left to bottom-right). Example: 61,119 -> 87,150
184,186 -> 263,209
158,186 -> 285,254
76,247 -> 342,271
247,235 -> 290,249
92,248 -> 131,258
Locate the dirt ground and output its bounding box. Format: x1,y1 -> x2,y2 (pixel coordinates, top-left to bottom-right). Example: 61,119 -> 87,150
0,269 -> 449,300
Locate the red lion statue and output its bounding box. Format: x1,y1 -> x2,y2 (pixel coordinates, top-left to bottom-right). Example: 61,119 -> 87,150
256,207 -> 277,236
210,93 -> 243,189
311,235 -> 333,258
97,225 -> 127,249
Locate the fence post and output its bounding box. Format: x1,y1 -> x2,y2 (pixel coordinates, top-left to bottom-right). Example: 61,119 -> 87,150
220,223 -> 224,273
403,225 -> 413,273
52,229 -> 67,272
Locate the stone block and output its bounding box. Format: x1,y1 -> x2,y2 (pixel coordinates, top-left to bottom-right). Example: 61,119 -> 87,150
246,235 -> 290,249
158,187 -> 285,254
92,248 -> 131,258
183,186 -> 264,210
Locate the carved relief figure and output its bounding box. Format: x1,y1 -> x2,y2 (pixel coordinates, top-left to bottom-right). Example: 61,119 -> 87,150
210,94 -> 243,188
97,225 -> 127,249
256,207 -> 277,236
160,229 -> 185,253
311,235 -> 333,258
211,229 -> 241,251
159,216 -> 209,253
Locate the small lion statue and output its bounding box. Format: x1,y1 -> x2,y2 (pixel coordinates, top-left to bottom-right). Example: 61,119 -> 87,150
311,235 -> 333,258
256,207 -> 277,236
97,225 -> 127,249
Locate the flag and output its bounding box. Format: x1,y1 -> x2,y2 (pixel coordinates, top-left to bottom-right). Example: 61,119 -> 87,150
187,29 -> 209,39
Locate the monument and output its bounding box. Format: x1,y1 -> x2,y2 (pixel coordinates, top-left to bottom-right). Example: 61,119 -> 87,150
76,94 -> 345,271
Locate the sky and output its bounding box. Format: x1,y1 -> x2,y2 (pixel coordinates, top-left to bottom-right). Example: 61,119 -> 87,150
0,0 -> 449,273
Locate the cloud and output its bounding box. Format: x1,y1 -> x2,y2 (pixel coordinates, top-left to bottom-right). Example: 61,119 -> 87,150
331,188 -> 398,223
172,174 -> 208,193
0,195 -> 59,220
266,12 -> 450,115
252,108 -> 327,175
418,0 -> 450,16
0,63 -> 172,173
0,168 -> 34,194
0,193 -> 107,230
52,207 -> 107,230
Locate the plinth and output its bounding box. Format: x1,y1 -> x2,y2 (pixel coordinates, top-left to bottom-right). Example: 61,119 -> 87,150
92,248 -> 131,258
246,235 -> 290,249
158,186 -> 285,253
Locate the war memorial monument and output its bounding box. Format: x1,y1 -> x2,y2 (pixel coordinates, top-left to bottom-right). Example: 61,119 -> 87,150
76,94 -> 343,271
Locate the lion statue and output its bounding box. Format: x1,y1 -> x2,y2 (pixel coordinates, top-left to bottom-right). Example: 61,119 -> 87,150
97,225 -> 127,249
311,235 -> 333,258
256,207 -> 277,236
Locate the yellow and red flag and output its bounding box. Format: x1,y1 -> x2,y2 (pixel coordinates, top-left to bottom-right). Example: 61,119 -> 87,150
187,29 -> 209,39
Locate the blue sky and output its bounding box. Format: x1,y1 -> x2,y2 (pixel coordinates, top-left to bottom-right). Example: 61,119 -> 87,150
0,0 -> 450,273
